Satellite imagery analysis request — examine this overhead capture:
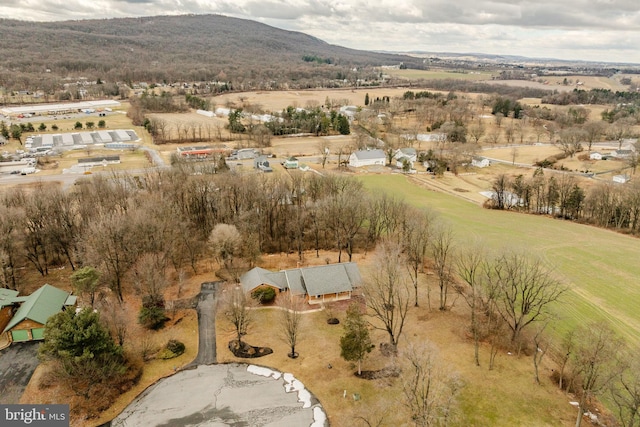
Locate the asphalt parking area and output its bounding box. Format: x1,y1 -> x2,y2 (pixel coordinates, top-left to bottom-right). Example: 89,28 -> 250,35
0,341 -> 40,404
112,364 -> 326,426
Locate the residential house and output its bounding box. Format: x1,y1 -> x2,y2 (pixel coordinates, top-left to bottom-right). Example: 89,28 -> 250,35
2,284 -> 76,344
254,155 -> 273,172
589,152 -> 603,160
394,148 -> 417,163
348,149 -> 386,168
0,288 -> 19,334
471,156 -> 491,168
240,263 -> 362,305
394,148 -> 417,169
283,156 -> 299,169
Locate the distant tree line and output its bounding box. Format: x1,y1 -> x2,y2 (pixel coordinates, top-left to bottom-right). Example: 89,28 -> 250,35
488,170 -> 640,235
542,88 -> 640,106
265,107 -> 350,136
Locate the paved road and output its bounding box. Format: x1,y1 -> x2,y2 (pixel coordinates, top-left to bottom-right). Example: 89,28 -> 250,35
190,281 -> 219,366
0,342 -> 40,404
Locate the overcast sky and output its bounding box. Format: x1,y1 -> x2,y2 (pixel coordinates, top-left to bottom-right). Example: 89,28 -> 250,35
2,0 -> 639,64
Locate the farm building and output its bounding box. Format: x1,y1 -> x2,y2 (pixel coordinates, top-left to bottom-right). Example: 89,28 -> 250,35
2,284 -> 76,345
590,152 -> 604,160
26,130 -> 139,152
196,109 -> 215,118
176,145 -> 216,159
349,149 -> 386,168
613,174 -> 631,184
235,148 -> 259,160
472,157 -> 491,168
612,149 -> 633,159
78,155 -> 121,167
0,100 -> 121,118
240,262 -> 362,304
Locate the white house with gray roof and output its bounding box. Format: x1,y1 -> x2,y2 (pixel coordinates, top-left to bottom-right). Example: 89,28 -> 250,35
240,263 -> 362,304
348,149 -> 386,168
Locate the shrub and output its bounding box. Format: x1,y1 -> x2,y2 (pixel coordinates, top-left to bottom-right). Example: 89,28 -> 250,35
158,339 -> 185,359
166,339 -> 185,356
138,305 -> 168,330
251,287 -> 276,304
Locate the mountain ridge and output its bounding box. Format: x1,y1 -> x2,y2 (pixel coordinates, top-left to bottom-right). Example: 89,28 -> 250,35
0,14 -> 422,87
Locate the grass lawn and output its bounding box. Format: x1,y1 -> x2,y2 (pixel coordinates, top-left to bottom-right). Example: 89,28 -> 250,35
360,174 -> 640,346
216,288 -> 577,426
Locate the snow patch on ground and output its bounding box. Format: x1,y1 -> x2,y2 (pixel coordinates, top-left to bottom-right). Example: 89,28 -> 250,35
311,406 -> 328,426
247,365 -> 282,380
247,367 -> 317,412
283,372 -> 312,408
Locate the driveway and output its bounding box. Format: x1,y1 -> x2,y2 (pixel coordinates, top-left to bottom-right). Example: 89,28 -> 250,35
111,282 -> 328,426
190,281 -> 219,366
111,364 -> 326,427
0,341 -> 40,404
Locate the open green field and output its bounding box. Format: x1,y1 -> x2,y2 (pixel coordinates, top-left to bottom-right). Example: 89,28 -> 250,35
361,174 -> 640,346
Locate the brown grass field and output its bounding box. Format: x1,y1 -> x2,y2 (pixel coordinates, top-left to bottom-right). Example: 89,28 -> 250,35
213,87 -> 412,112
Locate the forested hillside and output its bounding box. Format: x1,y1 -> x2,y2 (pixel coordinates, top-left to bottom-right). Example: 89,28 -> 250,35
0,14 -> 422,90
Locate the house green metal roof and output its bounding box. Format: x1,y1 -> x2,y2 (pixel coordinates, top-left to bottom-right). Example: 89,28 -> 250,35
3,284 -> 71,332
0,288 -> 19,308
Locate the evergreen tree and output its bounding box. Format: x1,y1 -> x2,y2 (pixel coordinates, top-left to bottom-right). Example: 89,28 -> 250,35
340,303 -> 373,375
336,114 -> 350,135
70,266 -> 102,307
364,93 -> 370,106
39,308 -> 126,381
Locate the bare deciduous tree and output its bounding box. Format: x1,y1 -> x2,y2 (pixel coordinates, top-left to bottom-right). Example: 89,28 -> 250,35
402,208 -> 432,308
83,209 -> 140,302
532,323 -> 550,385
209,223 -> 242,276
222,285 -> 253,346
610,353 -> 640,427
279,294 -> 304,358
100,299 -> 129,347
364,241 -> 411,352
130,252 -> 168,304
430,225 -> 455,311
0,204 -> 23,290
571,322 -> 626,427
401,341 -> 462,427
490,250 -> 566,345
455,242 -> 489,367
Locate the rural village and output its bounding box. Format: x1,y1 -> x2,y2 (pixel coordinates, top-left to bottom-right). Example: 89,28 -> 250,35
1,13 -> 640,427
